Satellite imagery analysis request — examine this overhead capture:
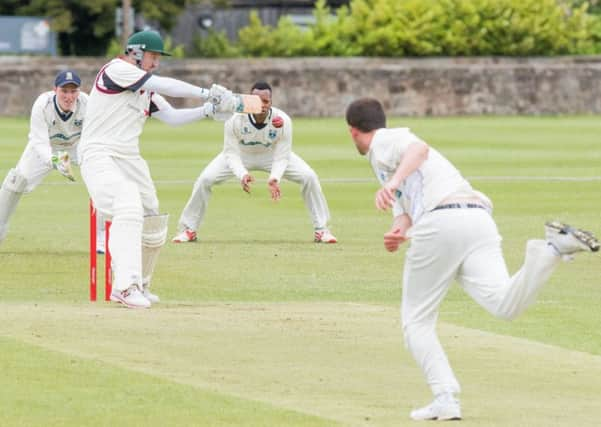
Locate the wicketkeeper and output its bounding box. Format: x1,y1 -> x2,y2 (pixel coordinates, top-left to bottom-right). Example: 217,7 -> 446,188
0,70 -> 106,251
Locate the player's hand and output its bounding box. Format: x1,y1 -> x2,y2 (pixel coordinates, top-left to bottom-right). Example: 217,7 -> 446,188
375,186 -> 395,211
208,84 -> 231,102
51,152 -> 75,182
383,228 -> 409,252
241,174 -> 254,193
268,178 -> 281,201
200,101 -> 215,118
209,84 -> 241,114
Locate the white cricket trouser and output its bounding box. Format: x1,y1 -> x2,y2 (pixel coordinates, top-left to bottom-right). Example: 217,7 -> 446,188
81,154 -> 159,291
177,152 -> 331,232
402,208 -> 560,396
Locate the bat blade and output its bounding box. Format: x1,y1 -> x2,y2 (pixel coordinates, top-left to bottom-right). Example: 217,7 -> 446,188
237,94 -> 262,114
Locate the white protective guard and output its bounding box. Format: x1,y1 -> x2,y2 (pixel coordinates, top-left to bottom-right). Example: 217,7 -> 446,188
142,213 -> 169,287
0,169 -> 28,243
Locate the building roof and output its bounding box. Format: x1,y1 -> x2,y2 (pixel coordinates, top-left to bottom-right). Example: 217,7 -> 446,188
227,0 -> 349,7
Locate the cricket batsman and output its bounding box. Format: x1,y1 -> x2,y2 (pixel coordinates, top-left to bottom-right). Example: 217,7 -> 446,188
79,30 -> 245,308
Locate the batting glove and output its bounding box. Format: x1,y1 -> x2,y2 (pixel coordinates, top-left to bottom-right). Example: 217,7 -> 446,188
200,101 -> 216,118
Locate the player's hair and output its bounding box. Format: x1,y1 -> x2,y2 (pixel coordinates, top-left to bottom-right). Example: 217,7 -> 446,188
251,81 -> 272,92
345,98 -> 387,132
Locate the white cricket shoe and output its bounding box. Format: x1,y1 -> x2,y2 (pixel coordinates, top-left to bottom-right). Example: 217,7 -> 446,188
545,221 -> 600,256
314,229 -> 337,244
172,229 -> 197,243
142,285 -> 160,304
110,285 -> 151,309
410,393 -> 462,421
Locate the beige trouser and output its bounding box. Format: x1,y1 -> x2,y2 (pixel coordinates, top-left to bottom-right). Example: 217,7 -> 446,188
402,207 -> 560,396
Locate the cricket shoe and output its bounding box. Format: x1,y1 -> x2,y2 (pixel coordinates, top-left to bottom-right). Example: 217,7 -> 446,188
545,221 -> 600,258
142,285 -> 160,304
172,229 -> 197,243
410,393 -> 462,421
110,285 -> 151,309
314,229 -> 337,244
96,239 -> 105,254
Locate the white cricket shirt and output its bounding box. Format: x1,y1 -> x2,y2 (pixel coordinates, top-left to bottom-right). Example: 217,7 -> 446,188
79,58 -> 153,159
223,107 -> 292,182
367,128 -> 488,222
28,91 -> 88,161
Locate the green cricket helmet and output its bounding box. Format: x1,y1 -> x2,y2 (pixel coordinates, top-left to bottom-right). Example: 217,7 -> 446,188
125,30 -> 171,60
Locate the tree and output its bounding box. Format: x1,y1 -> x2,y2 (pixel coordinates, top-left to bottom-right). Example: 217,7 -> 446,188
0,0 -> 198,56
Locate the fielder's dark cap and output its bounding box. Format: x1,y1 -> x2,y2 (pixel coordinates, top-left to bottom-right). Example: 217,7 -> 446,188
54,70 -> 81,87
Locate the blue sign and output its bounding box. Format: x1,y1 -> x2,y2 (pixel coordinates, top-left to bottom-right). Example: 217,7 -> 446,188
0,16 -> 57,55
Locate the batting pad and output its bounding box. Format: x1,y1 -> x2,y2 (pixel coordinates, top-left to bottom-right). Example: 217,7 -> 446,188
142,213 -> 169,248
2,168 -> 28,193
0,169 -> 28,241
142,213 -> 169,287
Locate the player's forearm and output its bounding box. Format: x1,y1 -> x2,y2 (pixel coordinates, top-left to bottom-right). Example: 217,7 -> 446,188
269,159 -> 288,182
32,143 -> 53,167
224,153 -> 247,180
142,75 -> 210,99
28,132 -> 52,166
269,142 -> 291,182
153,106 -> 209,126
389,141 -> 429,188
28,106 -> 52,165
392,213 -> 412,234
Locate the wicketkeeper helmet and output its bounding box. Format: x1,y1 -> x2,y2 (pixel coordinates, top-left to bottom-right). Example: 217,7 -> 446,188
125,30 -> 171,60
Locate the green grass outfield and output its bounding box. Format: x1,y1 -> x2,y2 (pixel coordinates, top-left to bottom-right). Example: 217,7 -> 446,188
0,116 -> 600,426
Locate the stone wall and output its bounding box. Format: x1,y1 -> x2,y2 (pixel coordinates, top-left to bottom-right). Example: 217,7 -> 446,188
1,56 -> 601,117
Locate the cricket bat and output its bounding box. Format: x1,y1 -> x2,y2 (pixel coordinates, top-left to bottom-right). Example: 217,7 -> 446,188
234,94 -> 262,114
210,93 -> 262,114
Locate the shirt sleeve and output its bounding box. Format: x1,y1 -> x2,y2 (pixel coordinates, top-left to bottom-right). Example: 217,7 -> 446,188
104,59 -> 151,91
27,94 -> 52,166
223,116 -> 248,180
370,142 -> 406,217
269,113 -> 292,182
150,93 -> 208,125
374,129 -> 423,171
141,75 -> 209,99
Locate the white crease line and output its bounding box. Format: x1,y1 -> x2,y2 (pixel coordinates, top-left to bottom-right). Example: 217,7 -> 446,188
34,176 -> 601,186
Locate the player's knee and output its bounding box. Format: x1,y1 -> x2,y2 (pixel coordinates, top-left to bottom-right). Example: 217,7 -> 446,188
142,195 -> 160,217
196,173 -> 217,190
112,181 -> 143,221
301,169 -> 319,188
1,169 -> 28,194
0,224 -> 8,241
402,322 -> 423,347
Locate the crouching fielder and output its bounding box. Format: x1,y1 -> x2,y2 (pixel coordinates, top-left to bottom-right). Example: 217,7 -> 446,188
79,30 -> 242,309
173,81 -> 337,244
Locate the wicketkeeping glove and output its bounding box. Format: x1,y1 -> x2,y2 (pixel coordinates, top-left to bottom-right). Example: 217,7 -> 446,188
51,151 -> 75,181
